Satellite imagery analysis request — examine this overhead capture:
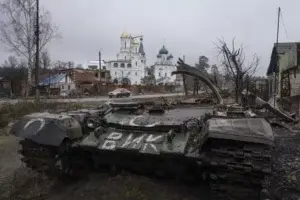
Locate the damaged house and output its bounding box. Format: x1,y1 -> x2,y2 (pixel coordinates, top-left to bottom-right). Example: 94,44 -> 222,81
267,42 -> 300,113
39,68 -> 110,95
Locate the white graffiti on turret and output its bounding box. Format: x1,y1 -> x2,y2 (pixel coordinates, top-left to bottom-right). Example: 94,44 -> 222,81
129,115 -> 160,127
23,118 -> 46,135
146,135 -> 162,143
122,134 -> 145,148
101,132 -> 163,153
142,143 -> 158,152
101,140 -> 116,150
107,132 -> 123,140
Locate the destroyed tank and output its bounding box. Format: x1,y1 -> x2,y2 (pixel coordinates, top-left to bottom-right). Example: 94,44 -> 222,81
10,59 -> 275,200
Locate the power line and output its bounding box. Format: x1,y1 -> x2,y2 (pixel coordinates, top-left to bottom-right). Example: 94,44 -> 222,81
280,10 -> 289,40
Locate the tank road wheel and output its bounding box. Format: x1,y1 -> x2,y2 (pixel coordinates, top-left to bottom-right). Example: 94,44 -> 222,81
19,139 -> 76,179
55,139 -> 73,177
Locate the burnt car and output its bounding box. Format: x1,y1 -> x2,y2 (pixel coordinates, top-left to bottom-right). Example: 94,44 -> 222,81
10,59 -> 275,200
108,88 -> 131,98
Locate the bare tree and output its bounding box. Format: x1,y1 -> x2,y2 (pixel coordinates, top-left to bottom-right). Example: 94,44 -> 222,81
40,50 -> 51,70
0,0 -> 60,96
215,38 -> 259,103
2,55 -> 19,68
211,64 -> 221,88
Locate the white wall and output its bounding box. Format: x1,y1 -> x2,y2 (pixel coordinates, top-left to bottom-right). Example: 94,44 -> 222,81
154,64 -> 177,84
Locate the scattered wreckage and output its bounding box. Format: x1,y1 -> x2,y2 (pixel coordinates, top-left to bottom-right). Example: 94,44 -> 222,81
10,59 -> 298,200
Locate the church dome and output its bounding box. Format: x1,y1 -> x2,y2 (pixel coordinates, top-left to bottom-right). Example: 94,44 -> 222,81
159,45 -> 168,54
167,54 -> 173,59
120,32 -> 130,38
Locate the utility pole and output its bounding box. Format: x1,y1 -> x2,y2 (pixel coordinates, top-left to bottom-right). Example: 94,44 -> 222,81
35,0 -> 40,102
273,7 -> 280,107
98,50 -> 102,93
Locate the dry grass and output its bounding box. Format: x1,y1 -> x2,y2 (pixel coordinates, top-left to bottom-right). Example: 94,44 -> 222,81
0,101 -> 84,132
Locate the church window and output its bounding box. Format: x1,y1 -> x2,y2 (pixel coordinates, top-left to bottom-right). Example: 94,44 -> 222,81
165,73 -> 167,77
135,72 -> 137,76
121,63 -> 125,68
115,71 -> 117,75
125,42 -> 127,49
127,64 -> 132,68
125,56 -> 126,60
114,63 -> 118,68
159,72 -> 161,77
136,61 -> 138,66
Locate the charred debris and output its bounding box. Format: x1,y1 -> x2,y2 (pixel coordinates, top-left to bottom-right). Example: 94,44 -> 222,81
10,59 -> 300,200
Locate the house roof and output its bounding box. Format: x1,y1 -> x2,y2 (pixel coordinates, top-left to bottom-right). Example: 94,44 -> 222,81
39,74 -> 66,86
266,46 -> 278,75
72,69 -> 99,84
267,42 -> 300,76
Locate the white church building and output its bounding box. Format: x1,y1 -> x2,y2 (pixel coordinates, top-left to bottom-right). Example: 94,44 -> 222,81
106,32 -> 146,85
153,45 -> 177,85
87,32 -> 180,86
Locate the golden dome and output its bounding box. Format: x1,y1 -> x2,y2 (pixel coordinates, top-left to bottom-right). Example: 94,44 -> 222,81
120,32 -> 130,38
132,38 -> 139,46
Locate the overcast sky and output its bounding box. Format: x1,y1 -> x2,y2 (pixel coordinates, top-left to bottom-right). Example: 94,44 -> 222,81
0,0 -> 299,76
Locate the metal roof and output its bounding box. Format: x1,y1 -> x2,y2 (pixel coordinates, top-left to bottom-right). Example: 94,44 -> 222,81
39,73 -> 66,86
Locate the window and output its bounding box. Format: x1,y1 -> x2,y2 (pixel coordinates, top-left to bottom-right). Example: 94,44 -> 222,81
121,63 -> 125,68
128,72 -> 131,75
95,72 -> 98,78
68,85 -> 71,90
136,61 -> 137,66
135,72 -> 137,76
101,72 -> 105,78
114,63 -> 118,68
61,85 -> 64,89
122,71 -> 124,75
125,56 -> 126,60
125,42 -> 127,49
127,64 -> 132,68
115,71 -> 117,75
159,72 -> 161,77
165,73 -> 167,77
0,83 -> 3,88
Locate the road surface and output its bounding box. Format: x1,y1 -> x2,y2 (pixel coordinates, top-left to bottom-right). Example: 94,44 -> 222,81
0,93 -> 184,104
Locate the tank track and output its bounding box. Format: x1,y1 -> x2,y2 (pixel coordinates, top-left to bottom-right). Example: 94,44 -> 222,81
19,139 -> 95,178
201,138 -> 273,200
18,139 -> 61,178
